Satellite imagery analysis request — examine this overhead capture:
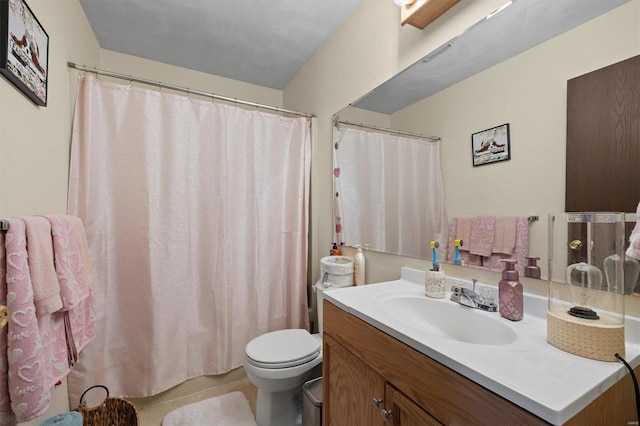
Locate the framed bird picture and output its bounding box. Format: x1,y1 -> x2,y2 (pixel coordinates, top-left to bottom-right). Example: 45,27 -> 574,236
0,0 -> 49,106
472,123 -> 510,167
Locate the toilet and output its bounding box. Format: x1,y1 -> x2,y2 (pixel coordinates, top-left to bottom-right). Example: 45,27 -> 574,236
244,257 -> 354,426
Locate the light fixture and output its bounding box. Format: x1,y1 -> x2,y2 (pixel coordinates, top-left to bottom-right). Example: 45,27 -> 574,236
422,42 -> 452,63
486,0 -> 513,19
394,0 -> 416,6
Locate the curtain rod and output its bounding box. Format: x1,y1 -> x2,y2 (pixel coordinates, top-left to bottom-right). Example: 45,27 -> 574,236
334,118 -> 440,142
67,62 -> 315,119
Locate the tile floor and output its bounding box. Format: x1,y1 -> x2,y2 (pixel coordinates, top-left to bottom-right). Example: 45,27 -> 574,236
134,379 -> 258,425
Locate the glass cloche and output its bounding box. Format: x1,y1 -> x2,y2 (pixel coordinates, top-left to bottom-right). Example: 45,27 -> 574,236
547,212 -> 626,361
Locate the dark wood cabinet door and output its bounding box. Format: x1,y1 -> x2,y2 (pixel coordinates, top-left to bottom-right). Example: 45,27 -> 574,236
566,55 -> 640,213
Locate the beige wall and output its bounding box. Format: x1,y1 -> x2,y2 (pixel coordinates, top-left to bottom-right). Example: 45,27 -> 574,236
0,0 -> 99,219
98,50 -> 283,108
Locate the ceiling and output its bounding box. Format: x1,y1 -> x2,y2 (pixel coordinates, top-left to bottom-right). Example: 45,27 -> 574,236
79,0 -> 362,90
353,0 -> 631,114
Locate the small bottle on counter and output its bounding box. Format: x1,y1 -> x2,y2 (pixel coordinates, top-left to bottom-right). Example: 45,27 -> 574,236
330,243 -> 342,256
524,256 -> 541,279
498,259 -> 523,321
354,246 -> 365,286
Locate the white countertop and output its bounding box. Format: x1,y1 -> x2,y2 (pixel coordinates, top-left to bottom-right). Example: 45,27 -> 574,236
323,267 -> 640,425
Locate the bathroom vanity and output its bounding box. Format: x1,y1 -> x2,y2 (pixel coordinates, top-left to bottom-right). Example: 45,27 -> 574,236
321,269 -> 640,425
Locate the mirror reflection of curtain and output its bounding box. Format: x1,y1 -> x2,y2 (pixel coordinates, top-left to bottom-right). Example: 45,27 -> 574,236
333,126 -> 448,259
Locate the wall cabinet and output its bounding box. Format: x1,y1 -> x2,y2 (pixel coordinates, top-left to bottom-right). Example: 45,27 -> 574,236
322,300 -> 639,425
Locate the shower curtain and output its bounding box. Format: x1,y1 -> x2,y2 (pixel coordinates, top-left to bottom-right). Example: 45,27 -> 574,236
333,126 -> 447,259
66,75 -> 311,402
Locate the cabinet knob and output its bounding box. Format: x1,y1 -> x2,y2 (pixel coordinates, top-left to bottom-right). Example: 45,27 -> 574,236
381,409 -> 393,422
371,397 -> 383,408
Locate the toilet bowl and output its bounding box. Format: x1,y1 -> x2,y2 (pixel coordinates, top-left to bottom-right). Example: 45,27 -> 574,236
244,277 -> 349,426
244,329 -> 322,426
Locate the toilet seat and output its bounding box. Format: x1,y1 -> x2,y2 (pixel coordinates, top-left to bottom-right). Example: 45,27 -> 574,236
246,329 -> 320,369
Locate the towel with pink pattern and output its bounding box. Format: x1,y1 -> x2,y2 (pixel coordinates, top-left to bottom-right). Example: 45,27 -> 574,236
0,216 -> 96,425
46,215 -> 96,362
469,216 -> 495,257
448,216 -> 529,275
4,218 -> 52,424
0,231 -> 13,425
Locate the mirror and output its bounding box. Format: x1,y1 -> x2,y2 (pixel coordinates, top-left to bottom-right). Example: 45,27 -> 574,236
333,0 -> 633,271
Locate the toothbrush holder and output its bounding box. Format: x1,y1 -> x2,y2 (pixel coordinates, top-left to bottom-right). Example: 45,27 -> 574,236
425,270 -> 447,299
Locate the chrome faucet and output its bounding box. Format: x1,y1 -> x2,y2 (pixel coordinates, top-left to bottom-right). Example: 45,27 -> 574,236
450,281 -> 497,312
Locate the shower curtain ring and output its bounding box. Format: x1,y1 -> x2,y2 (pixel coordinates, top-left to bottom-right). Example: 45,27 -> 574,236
128,75 -> 132,88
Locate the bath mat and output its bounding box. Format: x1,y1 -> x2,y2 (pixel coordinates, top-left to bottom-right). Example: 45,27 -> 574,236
162,391 -> 256,426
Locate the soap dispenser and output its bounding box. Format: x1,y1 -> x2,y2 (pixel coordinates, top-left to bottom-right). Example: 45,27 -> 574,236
524,256 -> 541,279
499,259 -> 523,321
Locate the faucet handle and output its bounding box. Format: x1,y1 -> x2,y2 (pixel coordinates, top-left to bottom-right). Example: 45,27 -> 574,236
472,279 -> 477,292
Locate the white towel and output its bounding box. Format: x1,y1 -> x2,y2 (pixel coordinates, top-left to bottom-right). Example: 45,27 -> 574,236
627,202 -> 640,260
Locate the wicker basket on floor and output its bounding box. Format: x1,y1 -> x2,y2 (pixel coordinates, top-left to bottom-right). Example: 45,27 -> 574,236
73,385 -> 139,426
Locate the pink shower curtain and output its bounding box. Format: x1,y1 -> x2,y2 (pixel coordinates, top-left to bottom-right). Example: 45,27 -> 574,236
66,75 -> 311,403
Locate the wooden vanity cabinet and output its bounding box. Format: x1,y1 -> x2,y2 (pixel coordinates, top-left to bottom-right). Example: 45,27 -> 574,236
323,331 -> 440,425
322,300 -> 544,425
322,300 -> 640,425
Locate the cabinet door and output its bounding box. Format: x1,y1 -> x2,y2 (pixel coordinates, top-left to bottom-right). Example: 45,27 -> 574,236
323,334 -> 385,426
385,384 -> 442,426
566,54 -> 640,213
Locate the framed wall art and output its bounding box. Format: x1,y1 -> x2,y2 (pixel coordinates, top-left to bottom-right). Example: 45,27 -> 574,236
472,123 -> 510,167
0,0 -> 49,106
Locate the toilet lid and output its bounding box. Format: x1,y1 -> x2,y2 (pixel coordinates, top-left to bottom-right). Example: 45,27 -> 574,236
246,329 -> 320,369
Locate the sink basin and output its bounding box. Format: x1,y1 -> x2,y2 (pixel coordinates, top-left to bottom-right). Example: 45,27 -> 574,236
380,295 -> 517,345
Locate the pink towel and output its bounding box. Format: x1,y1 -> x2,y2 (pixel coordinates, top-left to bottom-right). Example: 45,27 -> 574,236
456,216 -> 473,252
469,216 -> 495,257
627,202 -> 640,260
23,217 -> 63,316
45,216 -> 96,363
492,216 -> 517,255
46,216 -> 92,310
483,217 -> 530,275
4,218 -> 51,423
0,231 -> 13,426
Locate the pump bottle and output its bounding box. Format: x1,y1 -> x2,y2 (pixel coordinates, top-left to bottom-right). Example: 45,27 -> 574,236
498,259 -> 523,321
354,246 -> 365,286
524,256 -> 541,278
